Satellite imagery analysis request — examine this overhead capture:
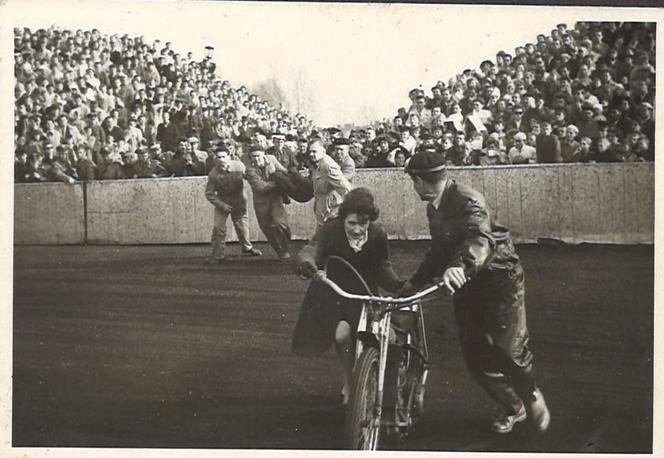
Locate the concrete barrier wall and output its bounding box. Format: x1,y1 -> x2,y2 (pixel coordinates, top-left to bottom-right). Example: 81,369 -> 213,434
85,177 -> 316,244
353,161 -> 654,244
14,162 -> 654,245
14,182 -> 85,244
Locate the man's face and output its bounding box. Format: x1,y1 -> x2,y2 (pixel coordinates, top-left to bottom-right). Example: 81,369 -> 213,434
178,140 -> 189,153
44,144 -> 55,159
308,145 -> 325,164
216,151 -> 230,168
250,150 -> 266,167
441,89 -> 451,102
410,175 -> 435,202
332,146 -> 346,160
297,141 -> 308,154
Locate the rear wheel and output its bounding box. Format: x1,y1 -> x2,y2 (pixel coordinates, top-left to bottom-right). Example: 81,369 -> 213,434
344,347 -> 381,450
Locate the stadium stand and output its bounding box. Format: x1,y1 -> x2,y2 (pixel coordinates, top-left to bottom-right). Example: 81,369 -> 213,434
13,21 -> 655,182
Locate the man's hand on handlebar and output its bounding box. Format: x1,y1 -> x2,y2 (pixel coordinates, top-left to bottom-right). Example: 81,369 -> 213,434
441,267 -> 467,294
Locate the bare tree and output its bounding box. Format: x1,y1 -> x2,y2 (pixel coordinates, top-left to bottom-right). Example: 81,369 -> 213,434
290,68 -> 315,117
253,77 -> 290,111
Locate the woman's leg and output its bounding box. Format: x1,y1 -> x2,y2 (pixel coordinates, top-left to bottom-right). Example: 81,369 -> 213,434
335,320 -> 354,404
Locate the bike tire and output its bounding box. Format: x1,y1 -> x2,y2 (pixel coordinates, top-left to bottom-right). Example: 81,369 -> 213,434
344,347 -> 381,450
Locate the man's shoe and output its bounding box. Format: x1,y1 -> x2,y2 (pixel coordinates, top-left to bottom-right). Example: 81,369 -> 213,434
242,248 -> 262,257
491,406 -> 527,434
207,256 -> 225,265
525,388 -> 551,433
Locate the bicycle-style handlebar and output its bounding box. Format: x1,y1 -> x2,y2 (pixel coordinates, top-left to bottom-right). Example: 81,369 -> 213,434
316,273 -> 448,308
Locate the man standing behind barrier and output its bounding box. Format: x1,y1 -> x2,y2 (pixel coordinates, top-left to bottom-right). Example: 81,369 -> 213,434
399,150 -> 550,435
245,147 -> 292,260
205,148 -> 262,264
308,141 -> 351,228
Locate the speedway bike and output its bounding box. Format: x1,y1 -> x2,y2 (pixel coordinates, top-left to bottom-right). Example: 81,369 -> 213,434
317,256 -> 447,450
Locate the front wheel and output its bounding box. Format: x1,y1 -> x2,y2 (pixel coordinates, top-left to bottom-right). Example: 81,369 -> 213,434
344,347 -> 381,450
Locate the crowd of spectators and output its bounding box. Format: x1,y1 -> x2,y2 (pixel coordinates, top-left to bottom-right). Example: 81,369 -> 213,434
13,25 -> 315,183
356,21 -> 655,167
14,21 -> 655,184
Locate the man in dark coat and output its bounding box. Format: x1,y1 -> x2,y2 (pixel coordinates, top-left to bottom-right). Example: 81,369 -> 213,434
399,150 -> 550,435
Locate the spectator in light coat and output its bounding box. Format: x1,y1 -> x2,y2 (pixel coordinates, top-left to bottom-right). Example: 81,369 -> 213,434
205,148 -> 262,263
508,132 -> 536,164
308,141 -> 352,228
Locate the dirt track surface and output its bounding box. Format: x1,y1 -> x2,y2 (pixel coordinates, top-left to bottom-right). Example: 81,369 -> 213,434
13,242 -> 653,452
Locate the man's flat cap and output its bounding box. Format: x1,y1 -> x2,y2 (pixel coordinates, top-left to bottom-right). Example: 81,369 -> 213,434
405,150 -> 446,174
333,138 -> 350,146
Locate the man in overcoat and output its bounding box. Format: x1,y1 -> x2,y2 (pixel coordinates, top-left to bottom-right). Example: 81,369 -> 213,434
399,150 -> 550,435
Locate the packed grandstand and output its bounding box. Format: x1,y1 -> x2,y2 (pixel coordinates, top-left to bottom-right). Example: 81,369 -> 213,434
13,21 -> 655,183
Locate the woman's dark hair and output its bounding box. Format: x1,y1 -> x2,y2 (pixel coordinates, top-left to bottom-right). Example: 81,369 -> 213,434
338,187 -> 380,222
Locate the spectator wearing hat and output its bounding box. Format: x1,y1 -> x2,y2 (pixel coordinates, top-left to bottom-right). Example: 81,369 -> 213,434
508,132 -> 536,164
205,148 -> 262,263
245,147 -> 292,260
330,138 -> 356,182
400,149 -> 550,435
308,141 -> 352,228
364,135 -> 393,168
267,132 -> 298,170
132,147 -> 164,178
635,102 -> 654,146
169,137 -> 201,176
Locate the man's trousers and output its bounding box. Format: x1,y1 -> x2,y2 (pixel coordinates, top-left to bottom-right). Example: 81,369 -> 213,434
211,207 -> 253,259
253,195 -> 291,257
453,264 -> 538,415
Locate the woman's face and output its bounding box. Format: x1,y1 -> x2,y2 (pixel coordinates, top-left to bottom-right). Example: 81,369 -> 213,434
344,213 -> 370,241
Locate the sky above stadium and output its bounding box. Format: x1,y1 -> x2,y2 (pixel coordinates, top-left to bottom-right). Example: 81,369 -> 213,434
6,1 -> 655,126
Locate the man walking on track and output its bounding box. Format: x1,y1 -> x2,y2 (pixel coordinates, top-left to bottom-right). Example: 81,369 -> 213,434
399,149 -> 551,435
245,146 -> 293,260
205,147 -> 262,264
308,141 -> 352,228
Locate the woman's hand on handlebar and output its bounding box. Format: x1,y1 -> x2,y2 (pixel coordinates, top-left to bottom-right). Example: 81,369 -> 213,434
297,261 -> 318,280
312,270 -> 327,281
